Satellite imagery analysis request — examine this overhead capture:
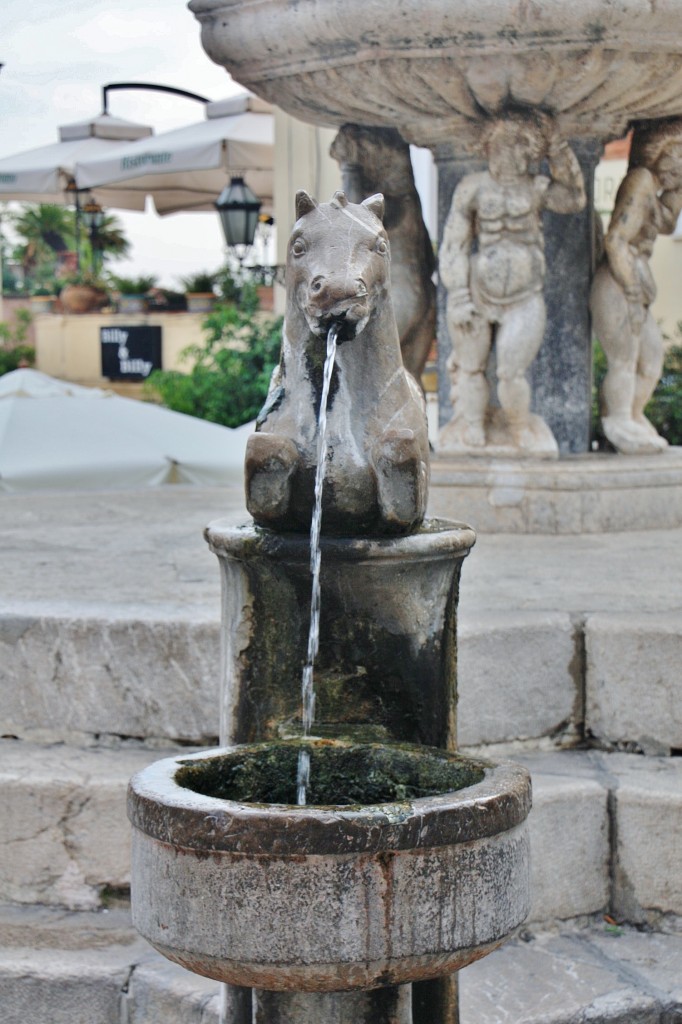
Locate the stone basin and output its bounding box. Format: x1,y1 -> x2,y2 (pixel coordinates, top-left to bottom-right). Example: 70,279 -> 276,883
128,739 -> 531,992
189,0 -> 682,146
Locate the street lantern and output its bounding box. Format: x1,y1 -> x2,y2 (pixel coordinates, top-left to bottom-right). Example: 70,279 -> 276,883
81,196 -> 105,273
215,176 -> 262,262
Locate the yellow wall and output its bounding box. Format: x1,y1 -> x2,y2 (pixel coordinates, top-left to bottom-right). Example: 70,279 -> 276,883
34,312 -> 208,392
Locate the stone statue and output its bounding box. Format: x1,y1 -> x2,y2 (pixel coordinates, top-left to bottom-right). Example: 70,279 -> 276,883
590,119 -> 682,454
438,111 -> 586,455
330,125 -> 436,383
245,189 -> 429,536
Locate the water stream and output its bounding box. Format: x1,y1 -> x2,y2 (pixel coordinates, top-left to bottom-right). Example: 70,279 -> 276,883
297,322 -> 339,805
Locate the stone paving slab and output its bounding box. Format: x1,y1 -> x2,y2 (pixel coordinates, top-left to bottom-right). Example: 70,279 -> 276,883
2,904 -> 679,1024
2,486 -> 682,618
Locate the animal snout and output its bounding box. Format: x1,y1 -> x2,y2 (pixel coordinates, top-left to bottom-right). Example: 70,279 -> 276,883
307,278 -> 368,317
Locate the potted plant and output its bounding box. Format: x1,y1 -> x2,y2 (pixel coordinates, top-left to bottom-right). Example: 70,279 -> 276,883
180,270 -> 218,314
58,271 -> 110,314
108,274 -> 158,315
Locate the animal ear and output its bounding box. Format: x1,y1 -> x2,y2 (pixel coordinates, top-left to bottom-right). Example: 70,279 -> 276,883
330,190 -> 349,208
362,193 -> 385,221
295,190 -> 318,219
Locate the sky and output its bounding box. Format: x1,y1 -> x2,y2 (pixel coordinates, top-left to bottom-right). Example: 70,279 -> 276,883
0,0 -> 247,287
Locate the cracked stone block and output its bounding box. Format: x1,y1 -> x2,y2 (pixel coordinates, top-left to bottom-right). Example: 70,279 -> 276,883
610,756 -> 682,920
460,928 -> 661,1024
586,613 -> 682,753
0,946 -> 140,1024
0,613 -> 220,744
0,741 -> 162,908
128,959 -> 221,1023
524,770 -> 610,922
458,612 -> 579,747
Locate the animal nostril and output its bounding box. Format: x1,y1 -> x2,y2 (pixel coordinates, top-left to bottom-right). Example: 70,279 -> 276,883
356,280 -> 367,297
310,277 -> 325,294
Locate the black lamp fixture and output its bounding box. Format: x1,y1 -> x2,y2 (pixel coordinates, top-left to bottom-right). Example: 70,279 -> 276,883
81,196 -> 105,273
215,176 -> 262,263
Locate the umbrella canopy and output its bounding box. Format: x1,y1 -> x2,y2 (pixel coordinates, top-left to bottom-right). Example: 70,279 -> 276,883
74,93 -> 274,216
0,113 -> 153,207
0,369 -> 252,492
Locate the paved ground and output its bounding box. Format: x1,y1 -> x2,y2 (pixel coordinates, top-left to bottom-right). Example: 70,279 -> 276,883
2,484 -> 681,619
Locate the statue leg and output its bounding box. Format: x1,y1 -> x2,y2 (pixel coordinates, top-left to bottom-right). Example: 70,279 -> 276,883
372,427 -> 428,532
591,267 -> 661,453
633,311 -> 668,449
495,294 -> 545,447
245,433 -> 300,525
447,315 -> 491,447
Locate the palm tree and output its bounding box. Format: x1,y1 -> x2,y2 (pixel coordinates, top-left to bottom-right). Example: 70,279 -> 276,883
87,212 -> 130,273
12,204 -> 75,287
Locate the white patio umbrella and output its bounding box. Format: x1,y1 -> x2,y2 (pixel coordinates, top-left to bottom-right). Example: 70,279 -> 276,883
0,369 -> 253,492
73,93 -> 274,215
0,113 -> 153,207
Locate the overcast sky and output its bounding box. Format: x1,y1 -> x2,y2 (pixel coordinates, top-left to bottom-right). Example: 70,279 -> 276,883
0,0 -> 246,286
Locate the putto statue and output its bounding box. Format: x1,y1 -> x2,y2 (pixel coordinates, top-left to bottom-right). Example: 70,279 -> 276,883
330,125 -> 437,383
245,190 -> 429,536
590,119 -> 682,454
439,111 -> 586,455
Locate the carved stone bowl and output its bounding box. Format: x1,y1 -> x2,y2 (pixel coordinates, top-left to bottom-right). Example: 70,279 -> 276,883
128,739 -> 531,992
189,0 -> 682,147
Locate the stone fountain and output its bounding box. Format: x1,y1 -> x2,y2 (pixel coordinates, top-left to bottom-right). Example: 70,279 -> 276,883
188,0 -> 682,532
127,190 -> 531,1023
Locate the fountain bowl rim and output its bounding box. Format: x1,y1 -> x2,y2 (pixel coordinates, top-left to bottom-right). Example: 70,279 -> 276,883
128,739 -> 530,857
204,515 -> 476,562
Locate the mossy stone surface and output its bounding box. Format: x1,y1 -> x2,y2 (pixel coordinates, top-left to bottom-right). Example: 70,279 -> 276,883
176,740 -> 486,807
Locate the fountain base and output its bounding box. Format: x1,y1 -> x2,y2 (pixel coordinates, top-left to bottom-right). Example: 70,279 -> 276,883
128,740 -> 530,993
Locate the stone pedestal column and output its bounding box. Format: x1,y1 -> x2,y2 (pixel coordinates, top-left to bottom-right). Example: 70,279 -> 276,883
532,139 -> 603,454
205,517 -> 476,1024
435,139 -> 602,455
254,985 -> 413,1023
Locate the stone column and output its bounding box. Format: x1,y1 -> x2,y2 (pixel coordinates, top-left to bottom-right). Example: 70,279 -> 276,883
532,139 -> 603,454
435,138 -> 602,455
254,985 -> 413,1023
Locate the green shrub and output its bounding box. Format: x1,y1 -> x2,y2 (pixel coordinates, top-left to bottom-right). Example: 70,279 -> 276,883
0,308 -> 35,375
145,297 -> 282,428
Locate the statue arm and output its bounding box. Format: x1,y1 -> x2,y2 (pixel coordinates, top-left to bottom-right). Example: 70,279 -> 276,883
440,176 -> 478,320
544,136 -> 586,214
603,170 -> 650,301
658,187 -> 682,235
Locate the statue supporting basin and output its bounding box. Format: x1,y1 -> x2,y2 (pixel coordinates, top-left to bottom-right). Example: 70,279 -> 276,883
128,193 -> 531,1022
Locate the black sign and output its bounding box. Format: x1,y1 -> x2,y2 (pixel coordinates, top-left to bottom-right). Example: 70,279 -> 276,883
101,325 -> 162,380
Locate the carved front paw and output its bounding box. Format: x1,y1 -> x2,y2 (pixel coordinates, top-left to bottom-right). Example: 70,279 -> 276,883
372,428 -> 427,533
245,433 -> 300,526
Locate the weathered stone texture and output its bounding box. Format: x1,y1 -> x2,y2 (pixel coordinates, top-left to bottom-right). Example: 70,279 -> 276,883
457,612 -> 579,747
0,613 -> 220,744
586,613 -> 682,753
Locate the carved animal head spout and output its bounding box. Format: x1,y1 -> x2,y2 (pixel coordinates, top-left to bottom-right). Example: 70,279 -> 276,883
289,189 -> 389,342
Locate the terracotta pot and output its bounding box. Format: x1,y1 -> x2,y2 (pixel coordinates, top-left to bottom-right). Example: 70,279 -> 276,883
60,284 -> 108,314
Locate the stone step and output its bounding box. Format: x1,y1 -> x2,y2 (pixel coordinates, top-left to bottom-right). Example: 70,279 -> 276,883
2,741 -> 680,926
0,904 -> 679,1024
2,606 -> 680,753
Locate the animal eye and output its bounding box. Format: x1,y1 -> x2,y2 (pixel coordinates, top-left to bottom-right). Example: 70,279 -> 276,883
375,237 -> 389,255
291,238 -> 307,256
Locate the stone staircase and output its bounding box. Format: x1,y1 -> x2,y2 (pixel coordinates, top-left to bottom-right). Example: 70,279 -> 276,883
1,487 -> 680,1022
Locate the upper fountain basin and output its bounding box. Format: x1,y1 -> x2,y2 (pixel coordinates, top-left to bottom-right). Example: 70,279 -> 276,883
188,0 -> 682,146
128,739 -> 531,991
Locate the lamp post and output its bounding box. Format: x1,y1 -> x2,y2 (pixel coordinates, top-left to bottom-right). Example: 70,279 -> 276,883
215,176 -> 262,266
81,196 -> 105,275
